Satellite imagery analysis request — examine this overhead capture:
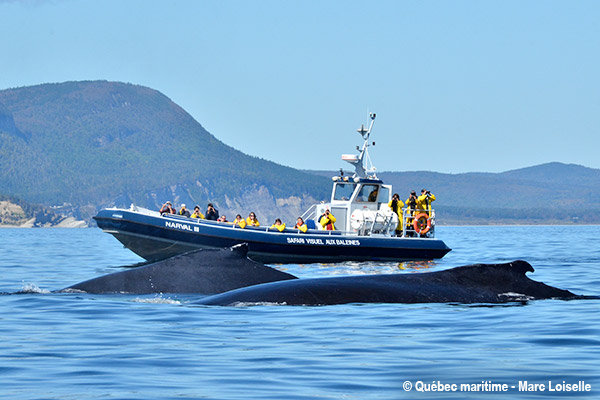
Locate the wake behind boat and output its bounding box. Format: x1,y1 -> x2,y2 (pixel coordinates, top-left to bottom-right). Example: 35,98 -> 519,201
94,113 -> 451,263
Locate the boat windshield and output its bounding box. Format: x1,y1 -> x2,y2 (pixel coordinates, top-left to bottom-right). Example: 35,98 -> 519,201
333,183 -> 357,201
356,184 -> 380,202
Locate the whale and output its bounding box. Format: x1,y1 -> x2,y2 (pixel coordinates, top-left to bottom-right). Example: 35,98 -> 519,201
62,244 -> 296,294
196,260 -> 585,306
62,245 -> 589,305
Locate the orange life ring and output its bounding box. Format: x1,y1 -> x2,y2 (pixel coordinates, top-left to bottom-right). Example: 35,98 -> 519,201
413,213 -> 431,234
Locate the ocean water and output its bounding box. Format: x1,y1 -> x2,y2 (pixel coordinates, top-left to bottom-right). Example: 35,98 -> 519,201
1,226 -> 599,399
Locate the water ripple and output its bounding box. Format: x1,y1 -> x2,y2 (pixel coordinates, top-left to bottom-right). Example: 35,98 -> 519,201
0,227 -> 599,399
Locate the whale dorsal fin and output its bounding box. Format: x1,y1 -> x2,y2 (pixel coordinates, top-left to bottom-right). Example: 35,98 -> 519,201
230,243 -> 250,257
437,260 -> 535,285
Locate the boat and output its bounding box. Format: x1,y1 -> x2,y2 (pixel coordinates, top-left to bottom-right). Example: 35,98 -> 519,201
94,113 -> 451,263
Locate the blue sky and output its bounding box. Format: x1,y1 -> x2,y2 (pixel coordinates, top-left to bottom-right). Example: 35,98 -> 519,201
1,0 -> 598,173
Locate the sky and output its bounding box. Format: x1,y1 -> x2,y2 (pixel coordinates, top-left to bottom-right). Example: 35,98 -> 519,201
1,0 -> 598,174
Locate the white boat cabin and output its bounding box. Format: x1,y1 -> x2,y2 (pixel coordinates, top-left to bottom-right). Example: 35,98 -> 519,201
309,177 -> 394,234
302,113 -> 401,236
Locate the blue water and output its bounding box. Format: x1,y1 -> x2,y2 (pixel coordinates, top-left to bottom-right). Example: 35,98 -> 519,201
1,226 -> 599,399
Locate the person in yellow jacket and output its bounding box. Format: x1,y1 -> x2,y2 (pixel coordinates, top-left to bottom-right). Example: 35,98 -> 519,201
417,189 -> 436,216
246,212 -> 260,227
294,217 -> 308,233
388,193 -> 404,236
190,205 -> 205,219
270,218 -> 286,232
319,209 -> 336,230
404,191 -> 418,236
233,214 -> 246,228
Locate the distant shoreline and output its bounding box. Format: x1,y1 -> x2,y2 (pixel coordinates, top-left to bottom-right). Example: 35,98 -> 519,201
0,217 -> 87,228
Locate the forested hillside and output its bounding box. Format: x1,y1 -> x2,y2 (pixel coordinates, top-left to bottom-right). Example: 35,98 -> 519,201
1,80 -> 597,226
0,81 -> 330,223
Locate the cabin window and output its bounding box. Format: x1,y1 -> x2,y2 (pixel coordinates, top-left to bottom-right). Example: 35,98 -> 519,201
379,186 -> 390,203
356,184 -> 379,202
333,183 -> 356,201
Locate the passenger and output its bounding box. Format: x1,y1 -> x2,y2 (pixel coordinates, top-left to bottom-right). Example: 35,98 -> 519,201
205,203 -> 219,221
388,193 -> 404,236
405,191 -> 418,236
190,205 -> 205,219
294,217 -> 308,233
246,212 -> 260,227
270,218 -> 286,232
178,204 -> 191,218
159,201 -> 176,214
233,214 -> 246,228
368,187 -> 379,202
218,215 -> 228,223
417,189 -> 436,216
319,209 -> 336,230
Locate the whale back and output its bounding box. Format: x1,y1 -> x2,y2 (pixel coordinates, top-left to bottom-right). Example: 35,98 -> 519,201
198,260 -> 578,306
63,244 -> 297,294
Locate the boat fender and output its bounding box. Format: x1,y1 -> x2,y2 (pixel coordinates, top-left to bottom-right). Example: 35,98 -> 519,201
413,213 -> 431,234
350,209 -> 365,230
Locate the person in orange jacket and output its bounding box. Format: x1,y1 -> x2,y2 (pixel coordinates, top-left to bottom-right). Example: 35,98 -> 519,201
294,217 -> 308,233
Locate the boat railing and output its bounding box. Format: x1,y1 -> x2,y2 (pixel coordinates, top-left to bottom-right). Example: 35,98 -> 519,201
400,208 -> 436,238
128,205 -> 438,239
300,204 -> 318,221
157,207 -> 437,238
160,211 -> 361,236
127,204 -> 161,216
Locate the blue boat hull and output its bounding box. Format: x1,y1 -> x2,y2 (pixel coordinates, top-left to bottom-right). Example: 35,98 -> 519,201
94,209 -> 451,263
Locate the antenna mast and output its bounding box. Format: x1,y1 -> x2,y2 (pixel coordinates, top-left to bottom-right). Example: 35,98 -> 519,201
341,113 -> 377,179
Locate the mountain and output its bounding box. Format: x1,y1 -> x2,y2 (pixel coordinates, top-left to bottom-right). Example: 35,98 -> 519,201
0,81 -> 330,224
311,162 -> 600,224
1,80 -> 598,227
380,163 -> 600,209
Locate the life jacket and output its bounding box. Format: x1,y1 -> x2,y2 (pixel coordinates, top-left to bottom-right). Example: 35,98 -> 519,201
191,211 -> 205,219
417,193 -> 435,214
388,199 -> 404,231
390,199 -> 404,215
319,213 -> 336,230
270,223 -> 286,232
295,223 -> 308,233
246,217 -> 260,227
